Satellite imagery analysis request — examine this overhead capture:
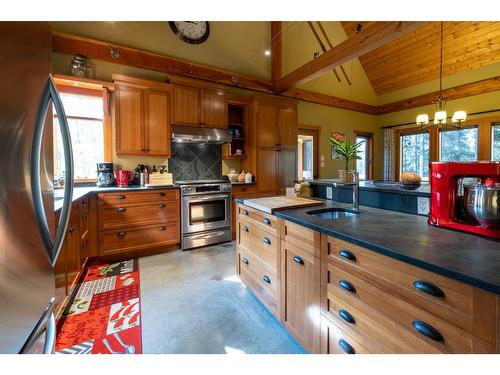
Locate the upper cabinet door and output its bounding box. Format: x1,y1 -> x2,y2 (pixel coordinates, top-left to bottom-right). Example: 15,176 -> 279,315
172,85 -> 200,126
278,105 -> 298,148
201,90 -> 227,128
116,85 -> 145,155
255,102 -> 279,148
145,90 -> 170,156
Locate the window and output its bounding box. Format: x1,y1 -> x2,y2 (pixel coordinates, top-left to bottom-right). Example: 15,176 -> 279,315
492,124 -> 500,161
297,135 -> 314,180
439,126 -> 478,162
399,131 -> 430,180
355,133 -> 373,180
54,92 -> 105,180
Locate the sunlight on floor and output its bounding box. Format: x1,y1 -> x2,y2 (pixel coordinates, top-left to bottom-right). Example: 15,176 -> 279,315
224,275 -> 243,283
224,346 -> 246,354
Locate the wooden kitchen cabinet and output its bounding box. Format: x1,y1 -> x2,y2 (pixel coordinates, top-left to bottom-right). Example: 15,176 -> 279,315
113,74 -> 171,157
170,75 -> 228,129
278,105 -> 298,148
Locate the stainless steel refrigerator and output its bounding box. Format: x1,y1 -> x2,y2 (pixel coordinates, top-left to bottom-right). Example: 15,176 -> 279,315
0,22 -> 74,354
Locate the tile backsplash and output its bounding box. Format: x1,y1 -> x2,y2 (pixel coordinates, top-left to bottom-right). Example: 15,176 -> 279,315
169,143 -> 222,181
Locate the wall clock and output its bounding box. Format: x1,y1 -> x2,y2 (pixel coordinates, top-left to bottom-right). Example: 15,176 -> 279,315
169,21 -> 210,44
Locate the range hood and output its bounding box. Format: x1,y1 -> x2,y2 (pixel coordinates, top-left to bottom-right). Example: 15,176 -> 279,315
171,125 -> 233,144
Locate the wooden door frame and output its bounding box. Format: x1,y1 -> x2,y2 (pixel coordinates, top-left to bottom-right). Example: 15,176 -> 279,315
298,124 -> 321,179
354,131 -> 374,180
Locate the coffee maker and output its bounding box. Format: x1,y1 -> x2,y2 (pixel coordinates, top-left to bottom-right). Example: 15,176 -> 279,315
96,162 -> 116,187
429,161 -> 500,239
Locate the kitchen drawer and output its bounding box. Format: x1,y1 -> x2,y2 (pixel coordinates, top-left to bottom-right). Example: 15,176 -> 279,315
237,204 -> 281,237
238,250 -> 280,318
322,261 -> 472,353
98,189 -> 179,206
238,218 -> 280,273
320,314 -> 372,354
238,246 -> 278,295
99,222 -> 180,256
283,220 -> 320,257
99,201 -> 179,230
322,235 -> 474,321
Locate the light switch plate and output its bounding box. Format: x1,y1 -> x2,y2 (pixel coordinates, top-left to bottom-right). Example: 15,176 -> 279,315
326,186 -> 333,199
417,197 -> 430,216
320,155 -> 325,161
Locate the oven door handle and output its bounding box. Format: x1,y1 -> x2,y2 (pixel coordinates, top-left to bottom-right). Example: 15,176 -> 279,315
183,194 -> 230,202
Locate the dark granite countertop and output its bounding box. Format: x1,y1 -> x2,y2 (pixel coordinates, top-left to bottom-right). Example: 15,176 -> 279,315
236,197 -> 500,295
308,179 -> 430,197
54,185 -> 179,212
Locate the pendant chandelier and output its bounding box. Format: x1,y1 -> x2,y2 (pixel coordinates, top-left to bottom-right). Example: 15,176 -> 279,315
416,22 -> 466,128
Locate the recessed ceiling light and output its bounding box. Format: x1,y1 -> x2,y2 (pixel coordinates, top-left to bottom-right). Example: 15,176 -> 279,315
264,49 -> 271,56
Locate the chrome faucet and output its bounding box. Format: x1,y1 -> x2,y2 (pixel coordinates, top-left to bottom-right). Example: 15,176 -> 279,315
349,171 -> 359,210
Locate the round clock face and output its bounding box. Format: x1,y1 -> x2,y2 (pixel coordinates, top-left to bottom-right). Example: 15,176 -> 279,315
169,21 -> 210,44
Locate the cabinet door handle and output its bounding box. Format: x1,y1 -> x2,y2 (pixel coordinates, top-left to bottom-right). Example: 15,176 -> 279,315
263,218 -> 271,225
413,280 -> 445,298
159,204 -> 166,208
339,279 -> 356,294
293,256 -> 304,265
141,148 -> 145,152
339,309 -> 356,324
263,275 -> 271,284
159,226 -> 166,231
66,226 -> 76,233
242,258 -> 249,265
242,209 -> 249,216
242,225 -> 249,232
116,207 -> 126,212
116,195 -> 125,200
263,237 -> 271,245
117,231 -> 126,238
339,249 -> 356,262
412,320 -> 444,342
338,339 -> 355,354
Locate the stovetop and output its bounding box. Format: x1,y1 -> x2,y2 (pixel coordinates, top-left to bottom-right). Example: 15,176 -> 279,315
175,179 -> 228,185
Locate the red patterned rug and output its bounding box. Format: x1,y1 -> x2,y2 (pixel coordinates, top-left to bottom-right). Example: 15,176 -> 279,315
55,259 -> 142,354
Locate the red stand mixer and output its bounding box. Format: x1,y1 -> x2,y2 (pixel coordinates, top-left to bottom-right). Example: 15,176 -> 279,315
429,161 -> 500,239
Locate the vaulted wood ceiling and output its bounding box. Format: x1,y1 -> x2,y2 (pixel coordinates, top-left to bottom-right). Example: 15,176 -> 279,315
342,21 -> 500,95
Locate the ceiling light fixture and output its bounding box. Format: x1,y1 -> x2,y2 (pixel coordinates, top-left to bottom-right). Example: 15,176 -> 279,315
264,49 -> 271,56
416,22 -> 466,129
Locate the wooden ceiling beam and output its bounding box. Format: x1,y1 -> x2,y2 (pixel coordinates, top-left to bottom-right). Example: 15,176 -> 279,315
271,21 -> 282,82
52,31 -> 274,94
274,21 -> 427,93
377,76 -> 500,115
281,88 -> 378,115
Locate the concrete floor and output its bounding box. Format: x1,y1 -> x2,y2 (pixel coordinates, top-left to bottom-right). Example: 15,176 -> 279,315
139,242 -> 305,354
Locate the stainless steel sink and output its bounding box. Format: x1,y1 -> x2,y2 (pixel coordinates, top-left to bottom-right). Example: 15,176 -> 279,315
306,207 -> 360,219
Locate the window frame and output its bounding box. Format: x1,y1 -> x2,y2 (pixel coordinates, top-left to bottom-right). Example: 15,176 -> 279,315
54,80 -> 113,182
492,123 -> 500,161
395,126 -> 436,181
438,124 -> 479,162
354,131 -> 373,181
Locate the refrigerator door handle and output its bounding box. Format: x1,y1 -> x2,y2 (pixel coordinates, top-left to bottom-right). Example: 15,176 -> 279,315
31,75 -> 74,266
20,298 -> 55,354
43,313 -> 56,354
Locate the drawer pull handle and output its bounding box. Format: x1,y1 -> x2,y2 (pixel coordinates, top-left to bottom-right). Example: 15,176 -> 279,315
338,339 -> 355,354
242,258 -> 249,265
66,226 -> 76,233
339,249 -> 356,262
117,231 -> 126,238
116,195 -> 125,200
413,280 -> 445,298
263,218 -> 271,225
116,207 -> 126,212
339,279 -> 356,294
242,225 -> 249,232
242,210 -> 249,216
412,320 -> 444,342
293,256 -> 304,265
263,237 -> 271,245
159,204 -> 166,208
158,192 -> 166,196
159,226 -> 166,231
263,275 -> 271,284
339,309 -> 356,324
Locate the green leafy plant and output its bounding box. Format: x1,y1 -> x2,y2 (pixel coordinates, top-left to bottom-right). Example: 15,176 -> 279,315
330,137 -> 364,171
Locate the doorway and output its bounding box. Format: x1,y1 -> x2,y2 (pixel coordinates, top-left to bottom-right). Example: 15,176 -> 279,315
354,131 -> 373,180
298,125 -> 320,180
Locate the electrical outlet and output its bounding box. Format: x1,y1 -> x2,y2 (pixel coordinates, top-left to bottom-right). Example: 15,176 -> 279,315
326,186 -> 333,199
320,162 -> 325,168
320,155 -> 325,161
417,197 -> 430,216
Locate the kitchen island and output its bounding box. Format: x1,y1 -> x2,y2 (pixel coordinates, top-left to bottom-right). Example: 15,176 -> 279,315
234,197 -> 500,354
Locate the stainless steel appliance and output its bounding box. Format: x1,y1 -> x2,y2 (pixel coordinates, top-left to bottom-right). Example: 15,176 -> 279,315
0,23 -> 74,353
96,162 -> 115,187
171,125 -> 232,144
177,180 -> 232,250
463,184 -> 500,227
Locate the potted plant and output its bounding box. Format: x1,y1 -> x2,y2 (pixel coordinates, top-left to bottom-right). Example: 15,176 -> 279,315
330,137 -> 364,182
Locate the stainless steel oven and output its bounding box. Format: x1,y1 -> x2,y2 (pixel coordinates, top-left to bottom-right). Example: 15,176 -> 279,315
178,180 -> 232,250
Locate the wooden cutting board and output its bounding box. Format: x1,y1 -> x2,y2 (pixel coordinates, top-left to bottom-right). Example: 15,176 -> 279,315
242,196 -> 323,214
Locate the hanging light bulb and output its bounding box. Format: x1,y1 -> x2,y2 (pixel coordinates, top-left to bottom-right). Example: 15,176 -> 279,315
416,114 -> 429,126
452,110 -> 467,124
